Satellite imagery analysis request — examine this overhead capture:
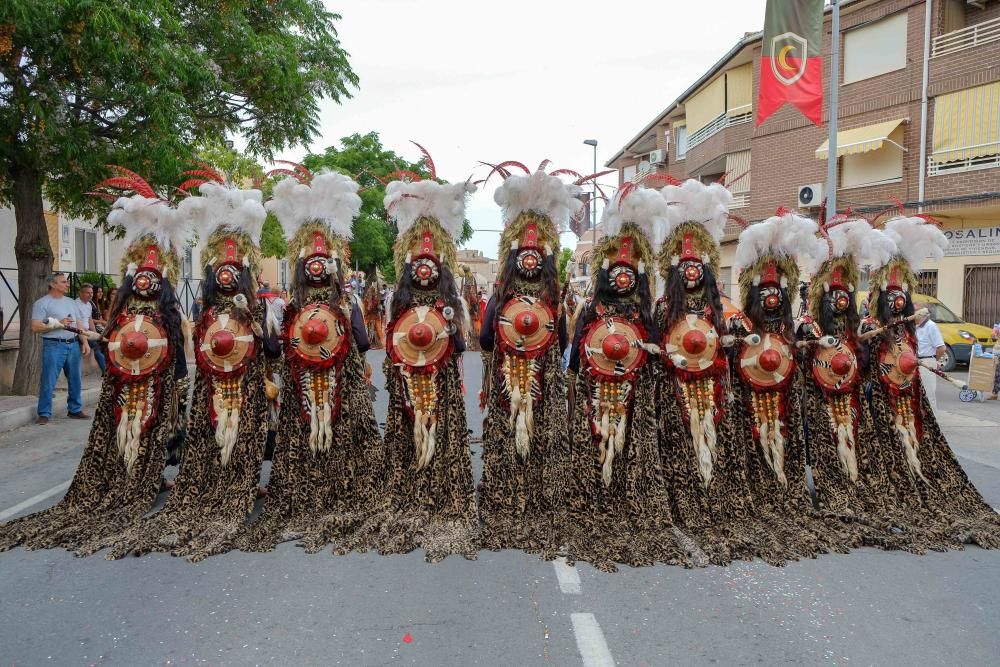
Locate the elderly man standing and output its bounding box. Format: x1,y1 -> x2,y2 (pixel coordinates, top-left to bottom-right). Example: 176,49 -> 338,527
30,272 -> 91,425
916,308 -> 946,412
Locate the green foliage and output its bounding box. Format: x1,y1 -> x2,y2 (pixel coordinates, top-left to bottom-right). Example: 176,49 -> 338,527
259,214 -> 286,259
194,138 -> 265,184
0,0 -> 358,215
558,247 -> 574,284
70,271 -> 116,297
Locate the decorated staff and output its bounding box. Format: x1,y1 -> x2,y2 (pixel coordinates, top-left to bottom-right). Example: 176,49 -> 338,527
105,170 -> 276,561
859,214 -> 1000,550
654,179 -> 772,565
0,167 -> 190,555
729,209 -> 854,561
338,145 -> 478,563
477,161 -> 583,555
234,167 -> 383,554
562,182 -> 690,572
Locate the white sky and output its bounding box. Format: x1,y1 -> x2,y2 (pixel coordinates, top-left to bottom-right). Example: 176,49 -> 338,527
275,0 -> 767,258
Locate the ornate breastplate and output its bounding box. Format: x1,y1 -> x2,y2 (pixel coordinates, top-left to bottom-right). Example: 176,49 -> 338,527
496,295 -> 557,458
106,311 -> 172,474
661,310 -> 725,488
194,306 -> 259,466
581,315 -> 647,486
388,302 -> 456,470
662,313 -> 721,377
811,337 -> 860,394
738,332 -> 795,391
286,302 -> 352,455
878,334 -> 920,393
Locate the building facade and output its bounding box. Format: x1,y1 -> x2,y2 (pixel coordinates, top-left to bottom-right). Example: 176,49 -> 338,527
606,0 -> 1000,325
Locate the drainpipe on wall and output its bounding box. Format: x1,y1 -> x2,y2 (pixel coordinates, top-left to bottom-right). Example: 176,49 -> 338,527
918,0 -> 933,213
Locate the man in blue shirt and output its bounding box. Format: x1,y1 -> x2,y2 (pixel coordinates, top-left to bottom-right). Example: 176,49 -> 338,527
30,272 -> 92,424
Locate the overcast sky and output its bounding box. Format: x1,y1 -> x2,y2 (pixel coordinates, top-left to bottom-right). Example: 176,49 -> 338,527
275,0 -> 768,258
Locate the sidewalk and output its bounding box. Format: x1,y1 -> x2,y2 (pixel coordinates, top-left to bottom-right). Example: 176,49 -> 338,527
0,372 -> 104,433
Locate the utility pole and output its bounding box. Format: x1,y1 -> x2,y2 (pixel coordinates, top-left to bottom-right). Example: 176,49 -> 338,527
825,0 -> 841,223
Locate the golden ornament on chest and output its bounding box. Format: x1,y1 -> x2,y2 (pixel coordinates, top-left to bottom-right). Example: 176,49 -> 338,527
663,314 -> 719,373
196,309 -> 256,376
738,332 -> 794,389
288,303 -> 349,367
106,313 -> 170,378
390,305 -> 452,370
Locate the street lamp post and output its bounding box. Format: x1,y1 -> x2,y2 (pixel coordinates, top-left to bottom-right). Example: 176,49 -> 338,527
583,139 -> 598,264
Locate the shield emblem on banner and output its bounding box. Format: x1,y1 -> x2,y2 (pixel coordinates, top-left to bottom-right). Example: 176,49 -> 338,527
771,32 -> 808,85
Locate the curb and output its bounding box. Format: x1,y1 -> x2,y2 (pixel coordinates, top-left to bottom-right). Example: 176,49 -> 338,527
0,386 -> 103,433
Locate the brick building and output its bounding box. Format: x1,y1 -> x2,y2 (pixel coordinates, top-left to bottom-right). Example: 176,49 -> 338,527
606,0 -> 1000,325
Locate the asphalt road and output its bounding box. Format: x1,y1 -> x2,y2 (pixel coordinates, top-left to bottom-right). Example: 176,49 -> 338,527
1,351 -> 999,666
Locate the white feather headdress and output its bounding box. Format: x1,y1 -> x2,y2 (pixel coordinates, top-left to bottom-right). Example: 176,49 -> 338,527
110,195 -> 190,254
266,170 -> 361,242
734,211 -> 822,278
179,182 -> 267,244
384,179 -> 475,241
879,215 -> 948,272
601,187 -> 671,247
494,169 -> 582,231
659,179 -> 733,245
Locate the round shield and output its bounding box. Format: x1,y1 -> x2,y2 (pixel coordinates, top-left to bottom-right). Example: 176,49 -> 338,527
107,313 -> 171,379
879,337 -> 919,389
738,332 -> 795,389
390,305 -> 452,369
287,303 -> 349,368
812,339 -> 860,393
582,317 -> 647,379
196,308 -> 256,376
498,296 -> 556,358
663,314 -> 719,373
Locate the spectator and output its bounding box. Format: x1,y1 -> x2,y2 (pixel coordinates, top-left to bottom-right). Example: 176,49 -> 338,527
271,289 -> 287,328
31,272 -> 91,425
93,286 -> 108,328
103,287 -> 119,323
915,309 -> 946,411
75,283 -> 107,377
191,295 -> 203,322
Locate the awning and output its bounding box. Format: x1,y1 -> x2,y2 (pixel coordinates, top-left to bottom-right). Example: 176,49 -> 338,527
815,119 -> 907,159
724,150 -> 751,193
932,82 -> 1000,163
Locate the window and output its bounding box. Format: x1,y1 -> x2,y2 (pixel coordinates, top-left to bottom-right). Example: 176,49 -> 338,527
915,270 -> 938,298
279,259 -> 289,288
843,12 -> 907,84
74,228 -> 97,271
718,266 -> 733,297
622,164 -> 637,183
942,0 -> 966,34
841,125 -> 905,188
675,125 -> 688,160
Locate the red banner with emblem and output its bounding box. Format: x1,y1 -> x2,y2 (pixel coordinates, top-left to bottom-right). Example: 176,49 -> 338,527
756,0 -> 825,127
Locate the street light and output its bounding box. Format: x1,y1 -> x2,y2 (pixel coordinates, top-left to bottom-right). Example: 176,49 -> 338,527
582,139 -> 598,259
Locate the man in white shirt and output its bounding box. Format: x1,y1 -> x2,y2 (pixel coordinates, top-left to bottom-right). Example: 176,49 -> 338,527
915,309 -> 946,411
74,283 -> 106,376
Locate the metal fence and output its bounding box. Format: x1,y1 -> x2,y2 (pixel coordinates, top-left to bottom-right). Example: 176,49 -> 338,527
0,268 -> 219,347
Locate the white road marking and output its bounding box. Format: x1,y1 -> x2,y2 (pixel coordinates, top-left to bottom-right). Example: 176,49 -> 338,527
0,481 -> 71,522
571,613 -> 615,667
552,557 -> 582,594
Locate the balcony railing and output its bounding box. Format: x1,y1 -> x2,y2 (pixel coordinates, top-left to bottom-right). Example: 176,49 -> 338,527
927,151 -> 1000,176
687,111 -> 753,151
932,16 -> 1000,58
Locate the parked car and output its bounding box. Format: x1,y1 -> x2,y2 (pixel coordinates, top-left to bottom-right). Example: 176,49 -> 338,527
857,291 -> 993,371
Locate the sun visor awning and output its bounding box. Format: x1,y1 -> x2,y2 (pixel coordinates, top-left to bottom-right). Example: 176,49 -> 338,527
815,119 -> 907,159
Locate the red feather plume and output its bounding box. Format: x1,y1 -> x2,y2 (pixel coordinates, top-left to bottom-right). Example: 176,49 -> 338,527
274,160 -> 313,183
410,141 -> 437,180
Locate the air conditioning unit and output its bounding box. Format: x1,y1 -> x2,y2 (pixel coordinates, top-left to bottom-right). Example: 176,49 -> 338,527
649,149 -> 667,165
797,183 -> 824,208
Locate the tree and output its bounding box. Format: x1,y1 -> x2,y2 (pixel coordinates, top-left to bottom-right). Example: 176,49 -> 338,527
558,248 -> 574,284
302,132 -> 474,282
0,1 -> 357,394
